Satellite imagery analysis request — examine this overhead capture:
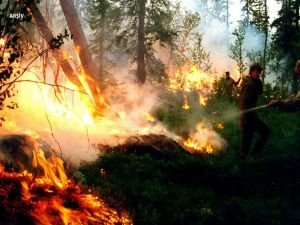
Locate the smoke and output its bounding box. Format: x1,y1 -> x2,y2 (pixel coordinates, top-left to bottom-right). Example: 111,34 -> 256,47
200,18 -> 236,76
0,68 -> 176,165
0,0 -> 243,166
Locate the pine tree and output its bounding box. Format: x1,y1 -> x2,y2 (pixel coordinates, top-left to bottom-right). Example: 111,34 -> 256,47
169,7 -> 211,72
230,20 -> 247,77
116,0 -> 175,84
271,0 -> 300,92
87,0 -> 121,80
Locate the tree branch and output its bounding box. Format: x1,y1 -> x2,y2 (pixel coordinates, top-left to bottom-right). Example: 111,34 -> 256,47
0,79 -> 88,95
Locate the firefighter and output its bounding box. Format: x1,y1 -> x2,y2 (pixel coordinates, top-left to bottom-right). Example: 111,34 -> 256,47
268,60 -> 300,112
224,71 -> 241,97
239,63 -> 270,159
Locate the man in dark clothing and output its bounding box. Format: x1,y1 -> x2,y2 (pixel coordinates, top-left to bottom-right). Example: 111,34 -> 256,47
239,63 -> 270,159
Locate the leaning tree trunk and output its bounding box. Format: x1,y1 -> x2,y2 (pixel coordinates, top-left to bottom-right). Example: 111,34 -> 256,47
27,1 -> 84,92
136,0 -> 146,84
59,0 -> 106,109
27,1 -> 107,111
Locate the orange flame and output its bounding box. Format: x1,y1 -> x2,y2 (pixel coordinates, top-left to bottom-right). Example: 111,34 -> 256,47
0,38 -> 5,46
168,65 -> 215,93
183,138 -> 214,154
180,122 -> 227,154
216,123 -> 224,130
168,65 -> 215,109
199,95 -> 208,106
0,145 -> 132,224
182,95 -> 190,110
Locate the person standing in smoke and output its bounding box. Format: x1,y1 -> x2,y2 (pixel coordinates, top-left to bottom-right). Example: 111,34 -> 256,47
239,63 -> 270,159
268,60 -> 300,112
224,71 -> 241,98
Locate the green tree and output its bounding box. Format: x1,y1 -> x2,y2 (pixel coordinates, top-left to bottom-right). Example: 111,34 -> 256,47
116,0 -> 175,84
170,7 -> 211,71
210,0 -> 229,21
190,33 -> 211,72
230,20 -> 247,77
271,0 -> 300,92
246,0 -> 269,83
87,0 -> 121,81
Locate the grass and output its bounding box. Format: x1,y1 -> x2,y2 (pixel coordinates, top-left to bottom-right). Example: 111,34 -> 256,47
78,93 -> 300,225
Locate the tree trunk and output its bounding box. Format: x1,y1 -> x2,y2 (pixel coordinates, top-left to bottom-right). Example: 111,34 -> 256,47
295,0 -> 299,30
27,1 -> 107,111
262,0 -> 268,84
136,0 -> 146,84
59,0 -> 106,107
27,1 -> 84,91
99,10 -> 105,79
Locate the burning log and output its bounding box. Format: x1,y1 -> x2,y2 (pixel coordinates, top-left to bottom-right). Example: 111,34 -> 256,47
27,1 -> 108,113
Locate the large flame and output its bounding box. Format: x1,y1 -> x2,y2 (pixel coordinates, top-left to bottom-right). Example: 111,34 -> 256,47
0,69 -> 171,163
167,65 -> 216,109
168,65 -> 216,93
0,146 -> 132,224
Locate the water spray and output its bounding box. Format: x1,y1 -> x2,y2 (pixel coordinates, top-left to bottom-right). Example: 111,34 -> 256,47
240,104 -> 269,115
214,104 -> 270,122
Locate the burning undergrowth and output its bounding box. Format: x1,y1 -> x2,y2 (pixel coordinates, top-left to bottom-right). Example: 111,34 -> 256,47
0,66 -> 227,163
0,135 -> 131,225
0,61 -> 228,224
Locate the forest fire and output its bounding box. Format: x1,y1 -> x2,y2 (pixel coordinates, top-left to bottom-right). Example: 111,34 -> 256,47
0,0 -> 298,223
1,64 -> 226,157
181,122 -> 227,154
168,66 -> 215,93
0,1 -> 229,222
167,65 -> 215,109
0,142 -> 132,225
183,138 -> 214,154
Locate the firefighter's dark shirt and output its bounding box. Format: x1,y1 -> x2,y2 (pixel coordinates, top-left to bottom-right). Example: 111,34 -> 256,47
240,76 -> 263,121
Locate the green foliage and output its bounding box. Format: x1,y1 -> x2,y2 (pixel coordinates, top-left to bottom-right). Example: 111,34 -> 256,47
49,29 -> 72,49
154,90 -> 205,135
271,0 -> 300,58
170,7 -> 211,71
115,0 -> 176,81
270,0 -> 300,89
247,0 -> 269,33
209,0 -> 229,22
195,0 -> 229,25
78,80 -> 300,224
87,0 -> 121,78
230,19 -> 247,76
189,33 -> 211,72
79,109 -> 300,224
